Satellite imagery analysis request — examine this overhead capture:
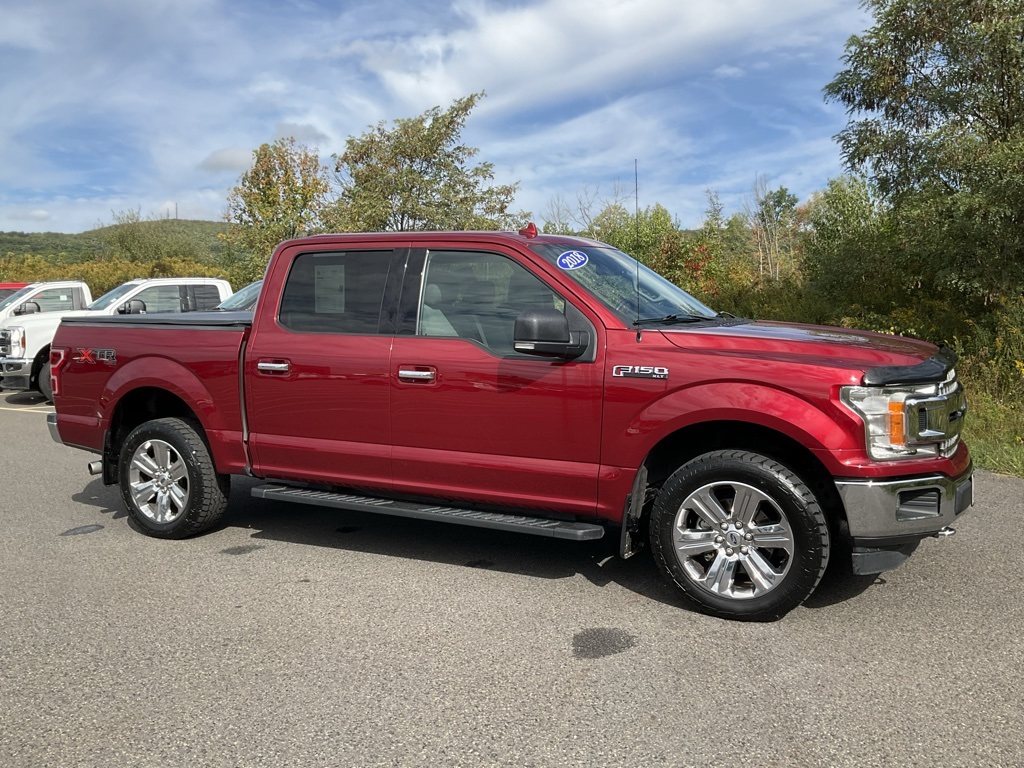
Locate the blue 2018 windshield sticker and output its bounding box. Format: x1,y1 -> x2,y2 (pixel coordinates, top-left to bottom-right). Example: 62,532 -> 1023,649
557,250 -> 589,270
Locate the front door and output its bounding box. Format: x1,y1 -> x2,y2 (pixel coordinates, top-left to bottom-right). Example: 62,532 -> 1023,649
388,248 -> 603,516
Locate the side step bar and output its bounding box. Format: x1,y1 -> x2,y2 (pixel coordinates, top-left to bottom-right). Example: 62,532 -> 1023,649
251,484 -> 606,541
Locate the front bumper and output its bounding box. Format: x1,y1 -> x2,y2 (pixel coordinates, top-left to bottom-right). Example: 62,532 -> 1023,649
835,464 -> 974,573
0,357 -> 32,391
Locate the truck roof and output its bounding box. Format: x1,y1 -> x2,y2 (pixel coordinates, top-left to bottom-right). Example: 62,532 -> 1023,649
279,226 -> 609,251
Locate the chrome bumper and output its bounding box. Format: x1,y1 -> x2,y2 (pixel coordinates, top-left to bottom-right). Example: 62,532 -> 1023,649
1,357 -> 31,391
835,465 -> 974,542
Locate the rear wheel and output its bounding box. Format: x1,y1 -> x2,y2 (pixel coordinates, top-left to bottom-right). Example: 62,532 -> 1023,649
650,450 -> 830,621
118,417 -> 229,538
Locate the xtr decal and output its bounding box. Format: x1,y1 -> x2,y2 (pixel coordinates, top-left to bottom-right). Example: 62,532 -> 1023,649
74,348 -> 117,365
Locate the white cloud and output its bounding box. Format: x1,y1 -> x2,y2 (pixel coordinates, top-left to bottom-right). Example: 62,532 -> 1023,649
714,65 -> 745,79
0,0 -> 869,233
8,209 -> 54,222
275,122 -> 332,146
199,148 -> 254,175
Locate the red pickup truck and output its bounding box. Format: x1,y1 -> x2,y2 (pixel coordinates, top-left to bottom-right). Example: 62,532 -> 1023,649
47,226 -> 973,620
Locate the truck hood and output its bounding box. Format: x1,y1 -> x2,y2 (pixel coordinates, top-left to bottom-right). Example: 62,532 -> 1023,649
661,320 -> 938,372
5,308 -> 89,329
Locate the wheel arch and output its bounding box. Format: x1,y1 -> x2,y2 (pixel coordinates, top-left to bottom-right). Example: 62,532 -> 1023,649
640,420 -> 847,531
30,343 -> 51,388
102,388 -> 202,485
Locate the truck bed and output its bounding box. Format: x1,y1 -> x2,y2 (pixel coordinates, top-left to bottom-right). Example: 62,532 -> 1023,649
53,311 -> 252,475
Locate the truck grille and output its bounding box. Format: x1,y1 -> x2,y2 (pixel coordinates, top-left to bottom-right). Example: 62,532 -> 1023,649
0,329 -> 10,357
907,368 -> 966,458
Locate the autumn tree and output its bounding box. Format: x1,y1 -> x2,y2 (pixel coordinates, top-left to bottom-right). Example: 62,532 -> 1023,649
330,92 -> 526,232
225,138 -> 331,281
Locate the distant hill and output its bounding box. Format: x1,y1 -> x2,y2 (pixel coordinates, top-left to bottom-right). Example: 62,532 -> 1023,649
0,219 -> 231,263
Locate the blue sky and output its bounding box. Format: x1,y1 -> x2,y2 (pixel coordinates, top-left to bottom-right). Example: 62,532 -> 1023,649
0,0 -> 869,234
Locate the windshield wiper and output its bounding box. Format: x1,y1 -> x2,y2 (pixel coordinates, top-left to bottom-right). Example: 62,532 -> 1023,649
633,314 -> 713,326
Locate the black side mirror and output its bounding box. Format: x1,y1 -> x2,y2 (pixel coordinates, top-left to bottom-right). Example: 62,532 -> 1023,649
14,301 -> 41,316
119,299 -> 147,315
514,308 -> 589,359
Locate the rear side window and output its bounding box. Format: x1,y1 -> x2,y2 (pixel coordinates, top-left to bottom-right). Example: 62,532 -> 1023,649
191,284 -> 223,311
279,251 -> 391,334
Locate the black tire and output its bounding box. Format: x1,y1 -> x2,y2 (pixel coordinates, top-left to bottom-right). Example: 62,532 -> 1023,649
118,417 -> 230,538
38,363 -> 53,402
649,450 -> 830,621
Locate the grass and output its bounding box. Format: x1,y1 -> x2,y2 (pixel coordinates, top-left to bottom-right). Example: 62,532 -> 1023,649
962,387 -> 1024,476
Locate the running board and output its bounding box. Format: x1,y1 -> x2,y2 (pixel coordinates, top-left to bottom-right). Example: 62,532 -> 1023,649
251,484 -> 606,541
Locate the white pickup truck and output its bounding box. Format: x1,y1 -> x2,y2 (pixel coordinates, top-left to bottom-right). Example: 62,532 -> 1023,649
0,277 -> 232,400
0,280 -> 93,328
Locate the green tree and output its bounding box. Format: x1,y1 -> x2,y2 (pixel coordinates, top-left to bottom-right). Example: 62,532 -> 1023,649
747,178 -> 798,280
330,92 -> 527,232
824,0 -> 1024,298
225,137 -> 331,281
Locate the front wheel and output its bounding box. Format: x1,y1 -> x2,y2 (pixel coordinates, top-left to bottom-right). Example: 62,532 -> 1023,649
118,417 -> 229,538
38,363 -> 53,401
649,450 -> 830,621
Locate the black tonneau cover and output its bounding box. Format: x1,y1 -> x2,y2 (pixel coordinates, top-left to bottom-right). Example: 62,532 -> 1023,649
59,310 -> 253,329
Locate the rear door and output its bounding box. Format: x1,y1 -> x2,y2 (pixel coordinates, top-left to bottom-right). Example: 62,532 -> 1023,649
245,246 -> 405,489
388,246 -> 604,516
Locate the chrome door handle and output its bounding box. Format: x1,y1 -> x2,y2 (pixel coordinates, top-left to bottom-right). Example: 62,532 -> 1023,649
398,368 -> 435,381
257,361 -> 291,373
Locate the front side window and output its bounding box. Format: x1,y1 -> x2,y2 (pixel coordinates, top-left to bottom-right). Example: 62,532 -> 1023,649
133,285 -> 185,313
280,251 -> 391,334
416,250 -> 562,355
32,288 -> 78,312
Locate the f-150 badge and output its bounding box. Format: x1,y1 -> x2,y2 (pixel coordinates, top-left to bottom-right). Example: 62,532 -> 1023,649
612,365 -> 669,379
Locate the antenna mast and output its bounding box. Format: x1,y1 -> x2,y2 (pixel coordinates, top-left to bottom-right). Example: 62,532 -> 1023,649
634,159 -> 641,342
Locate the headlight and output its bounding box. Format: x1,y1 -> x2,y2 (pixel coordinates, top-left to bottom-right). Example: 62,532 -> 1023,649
5,326 -> 26,356
841,376 -> 966,461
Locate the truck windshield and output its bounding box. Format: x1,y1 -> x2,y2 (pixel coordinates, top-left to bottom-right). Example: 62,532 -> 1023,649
88,283 -> 139,311
530,243 -> 716,325
216,280 -> 262,310
0,286 -> 37,312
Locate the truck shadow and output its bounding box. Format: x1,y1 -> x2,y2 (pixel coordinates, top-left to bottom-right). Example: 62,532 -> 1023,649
2,391 -> 49,406
71,479 -> 128,519
222,477 -> 880,615
69,475 -> 881,615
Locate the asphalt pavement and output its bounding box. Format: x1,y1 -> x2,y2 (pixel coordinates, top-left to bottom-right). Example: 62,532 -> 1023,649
1,391 -> 1022,767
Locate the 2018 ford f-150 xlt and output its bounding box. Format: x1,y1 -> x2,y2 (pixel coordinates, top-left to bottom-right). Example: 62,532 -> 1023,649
46,226 -> 973,620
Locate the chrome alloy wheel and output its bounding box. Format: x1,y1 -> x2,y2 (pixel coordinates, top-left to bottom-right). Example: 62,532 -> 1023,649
671,481 -> 795,600
128,438 -> 191,524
